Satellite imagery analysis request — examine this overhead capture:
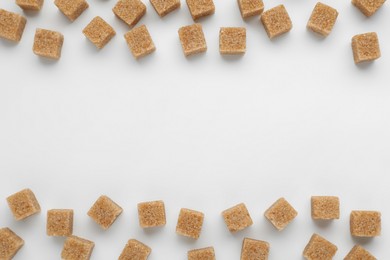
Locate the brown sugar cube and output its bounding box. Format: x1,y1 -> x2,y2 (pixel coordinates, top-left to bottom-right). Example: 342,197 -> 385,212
303,233 -> 338,260
47,209 -> 74,236
260,5 -> 292,39
311,196 -> 340,220
124,25 -> 156,59
219,27 -> 246,55
241,238 -> 270,260
350,210 -> 381,237
238,0 -> 264,18
0,9 -> 27,42
138,200 -> 166,228
54,0 -> 89,22
186,0 -> 215,20
222,203 -> 253,233
61,235 -> 94,260
113,0 -> 146,27
188,247 -> 215,260
87,195 -> 123,230
176,208 -> 204,239
307,3 -> 338,37
150,0 -> 180,17
33,29 -> 64,60
6,188 -> 41,221
178,23 -> 207,56
119,239 -> 151,260
0,228 -> 24,260
352,32 -> 381,64
352,0 -> 386,16
83,16 -> 116,49
16,0 -> 43,11
264,198 -> 297,231
344,245 -> 376,260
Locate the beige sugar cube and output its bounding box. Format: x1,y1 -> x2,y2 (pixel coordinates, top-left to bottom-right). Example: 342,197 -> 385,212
188,247 -> 215,260
119,239 -> 151,260
176,208 -> 204,239
33,29 -> 64,60
61,235 -> 94,260
352,0 -> 386,16
16,0 -> 44,11
222,203 -> 253,233
344,245 -> 376,260
350,211 -> 381,237
178,23 -> 207,56
87,195 -> 123,230
83,16 -> 116,49
138,200 -> 166,228
47,209 -> 74,236
150,0 -> 180,17
311,196 -> 340,220
6,188 -> 41,220
303,233 -> 338,260
241,238 -> 270,260
124,25 -> 156,59
260,5 -> 292,39
219,27 -> 246,55
186,0 -> 215,20
54,0 -> 89,22
0,9 -> 27,42
352,32 -> 381,64
238,0 -> 264,18
113,0 -> 146,27
0,228 -> 24,260
307,3 -> 338,37
264,198 -> 297,231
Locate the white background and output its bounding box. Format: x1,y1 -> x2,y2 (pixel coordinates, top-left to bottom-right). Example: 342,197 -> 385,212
0,0 -> 389,258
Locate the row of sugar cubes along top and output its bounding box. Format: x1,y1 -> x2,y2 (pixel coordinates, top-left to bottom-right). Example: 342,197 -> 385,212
0,0 -> 386,63
1,189 -> 382,259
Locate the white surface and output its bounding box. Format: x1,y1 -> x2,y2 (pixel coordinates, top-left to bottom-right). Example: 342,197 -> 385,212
0,0 -> 389,258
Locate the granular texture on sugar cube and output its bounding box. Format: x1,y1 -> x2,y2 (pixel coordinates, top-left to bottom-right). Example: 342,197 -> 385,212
113,0 -> 146,27
186,0 -> 215,20
307,2 -> 338,37
352,0 -> 386,16
344,245 -> 376,260
6,188 -> 41,220
311,196 -> 340,220
352,32 -> 381,64
0,9 -> 27,42
138,200 -> 166,228
222,203 -> 253,233
260,5 -> 292,39
150,0 -> 180,17
61,235 -> 94,260
303,233 -> 338,260
83,16 -> 116,49
87,195 -> 123,230
54,0 -> 89,22
33,29 -> 64,60
47,209 -> 74,236
119,239 -> 151,260
16,0 -> 43,11
0,228 -> 24,260
178,23 -> 207,56
124,25 -> 156,59
176,208 -> 204,239
241,238 -> 270,260
350,210 -> 381,237
264,198 -> 297,231
219,27 -> 246,55
188,247 -> 215,260
238,0 -> 264,18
